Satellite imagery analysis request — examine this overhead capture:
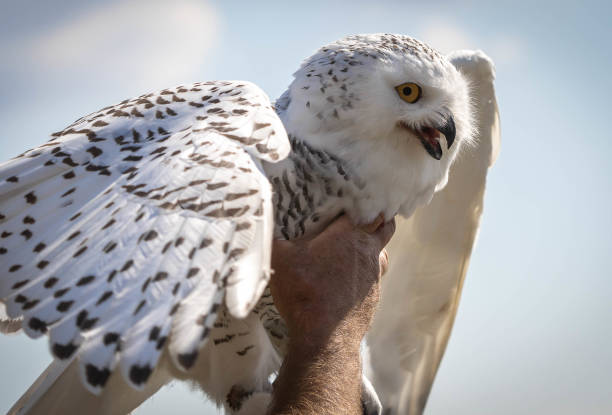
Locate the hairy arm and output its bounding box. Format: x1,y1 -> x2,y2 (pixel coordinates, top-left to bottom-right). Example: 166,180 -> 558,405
268,215 -> 395,415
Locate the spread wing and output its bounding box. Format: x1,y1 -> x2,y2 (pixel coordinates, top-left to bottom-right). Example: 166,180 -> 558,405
367,50 -> 501,415
0,80 -> 289,395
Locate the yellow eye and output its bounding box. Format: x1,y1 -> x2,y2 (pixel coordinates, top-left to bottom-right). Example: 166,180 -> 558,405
395,82 -> 422,103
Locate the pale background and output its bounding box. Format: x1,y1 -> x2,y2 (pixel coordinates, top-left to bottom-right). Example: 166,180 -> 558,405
1,0 -> 610,414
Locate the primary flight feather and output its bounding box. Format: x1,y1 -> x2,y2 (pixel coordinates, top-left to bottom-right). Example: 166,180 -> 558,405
0,34 -> 498,415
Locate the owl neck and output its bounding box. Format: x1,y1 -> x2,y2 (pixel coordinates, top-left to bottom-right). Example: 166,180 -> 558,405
262,135 -> 359,240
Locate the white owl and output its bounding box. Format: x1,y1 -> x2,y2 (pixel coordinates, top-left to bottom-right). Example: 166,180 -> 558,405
0,34 -> 499,414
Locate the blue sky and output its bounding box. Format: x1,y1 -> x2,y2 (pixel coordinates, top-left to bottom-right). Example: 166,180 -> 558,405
1,1 -> 611,414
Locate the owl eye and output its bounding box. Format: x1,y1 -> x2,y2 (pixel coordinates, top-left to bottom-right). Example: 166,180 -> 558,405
395,82 -> 422,103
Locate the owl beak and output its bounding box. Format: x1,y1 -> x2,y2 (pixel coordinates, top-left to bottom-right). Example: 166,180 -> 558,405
398,114 -> 456,160
438,114 -> 456,150
416,115 -> 456,160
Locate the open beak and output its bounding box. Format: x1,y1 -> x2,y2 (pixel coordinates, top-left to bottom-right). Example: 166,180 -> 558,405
400,115 -> 456,160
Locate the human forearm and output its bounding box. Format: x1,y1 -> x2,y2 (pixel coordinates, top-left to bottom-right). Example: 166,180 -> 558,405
267,215 -> 395,415
269,331 -> 363,414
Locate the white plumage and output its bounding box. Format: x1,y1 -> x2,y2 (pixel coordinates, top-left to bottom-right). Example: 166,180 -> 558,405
368,50 -> 500,414
0,34 -> 499,414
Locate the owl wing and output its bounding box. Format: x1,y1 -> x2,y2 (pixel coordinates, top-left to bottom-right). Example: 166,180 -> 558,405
0,80 -> 289,395
367,50 -> 501,414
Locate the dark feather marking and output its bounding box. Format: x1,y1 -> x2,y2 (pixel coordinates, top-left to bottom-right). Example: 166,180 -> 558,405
54,288 -> 70,298
177,351 -> 198,369
141,230 -> 158,241
22,299 -> 39,310
156,336 -> 167,350
121,260 -> 134,272
76,275 -> 95,286
72,246 -> 87,258
149,326 -> 160,341
228,248 -> 245,261
154,271 -> 168,282
12,279 -> 29,289
34,242 -> 47,252
96,291 -> 113,305
53,342 -> 77,359
62,157 -> 78,167
86,146 -> 103,158
134,300 -> 146,315
86,364 -> 111,388
57,300 -> 74,312
103,332 -> 119,345
103,241 -> 117,253
76,310 -> 98,330
25,192 -> 37,204
141,277 -> 151,292
102,219 -> 116,230
236,345 -> 255,356
213,334 -> 235,345
129,365 -> 152,386
186,268 -> 199,278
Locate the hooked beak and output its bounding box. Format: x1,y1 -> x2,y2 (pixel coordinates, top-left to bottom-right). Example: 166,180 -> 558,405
438,115 -> 456,150
400,115 -> 456,160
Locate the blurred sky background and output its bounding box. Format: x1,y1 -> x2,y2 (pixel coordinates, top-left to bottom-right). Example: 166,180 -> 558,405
1,0 -> 611,414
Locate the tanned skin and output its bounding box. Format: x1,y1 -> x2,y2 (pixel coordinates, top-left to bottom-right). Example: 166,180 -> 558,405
268,215 -> 395,415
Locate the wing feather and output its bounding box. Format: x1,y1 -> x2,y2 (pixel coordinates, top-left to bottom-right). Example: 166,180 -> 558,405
0,80 -> 289,396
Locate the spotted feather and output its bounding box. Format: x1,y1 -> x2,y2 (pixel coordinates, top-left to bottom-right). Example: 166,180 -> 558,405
0,80 -> 289,393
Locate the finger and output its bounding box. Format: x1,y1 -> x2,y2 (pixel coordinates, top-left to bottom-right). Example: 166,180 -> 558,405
379,248 -> 389,277
371,217 -> 396,249
360,214 -> 384,234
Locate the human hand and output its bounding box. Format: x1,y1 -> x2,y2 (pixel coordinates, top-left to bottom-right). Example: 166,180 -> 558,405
270,214 -> 396,350
267,214 -> 395,415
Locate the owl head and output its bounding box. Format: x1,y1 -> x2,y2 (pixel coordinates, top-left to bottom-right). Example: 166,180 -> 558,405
278,34 -> 475,219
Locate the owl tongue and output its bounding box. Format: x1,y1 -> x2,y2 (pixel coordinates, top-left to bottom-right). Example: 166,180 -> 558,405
418,126 -> 442,160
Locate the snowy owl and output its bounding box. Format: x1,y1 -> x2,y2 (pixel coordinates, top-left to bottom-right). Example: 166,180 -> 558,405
0,34 -> 500,414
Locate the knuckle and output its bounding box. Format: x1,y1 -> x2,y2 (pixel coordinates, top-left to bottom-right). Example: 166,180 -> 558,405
379,249 -> 390,275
